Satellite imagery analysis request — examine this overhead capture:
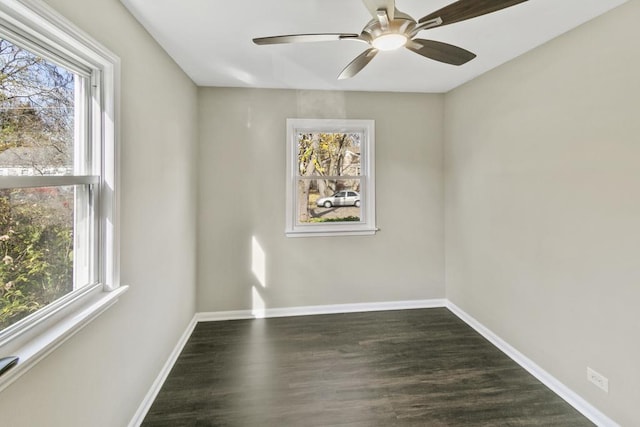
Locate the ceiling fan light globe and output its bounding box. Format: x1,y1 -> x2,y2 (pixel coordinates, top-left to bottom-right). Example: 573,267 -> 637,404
372,33 -> 407,51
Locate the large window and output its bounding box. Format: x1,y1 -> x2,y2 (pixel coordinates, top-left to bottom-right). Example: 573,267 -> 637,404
0,37 -> 95,331
286,119 -> 376,237
0,0 -> 121,387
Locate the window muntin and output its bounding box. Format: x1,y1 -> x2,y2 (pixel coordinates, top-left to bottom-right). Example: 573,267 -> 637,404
286,119 -> 376,237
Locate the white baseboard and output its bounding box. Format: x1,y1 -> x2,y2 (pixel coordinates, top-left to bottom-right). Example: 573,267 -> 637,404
128,314 -> 198,427
446,301 -> 618,427
196,298 -> 447,322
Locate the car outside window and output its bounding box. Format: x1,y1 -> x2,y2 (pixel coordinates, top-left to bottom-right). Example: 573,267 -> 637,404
285,119 -> 377,237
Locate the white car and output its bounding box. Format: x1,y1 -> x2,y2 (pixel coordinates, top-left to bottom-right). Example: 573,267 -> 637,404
316,191 -> 360,208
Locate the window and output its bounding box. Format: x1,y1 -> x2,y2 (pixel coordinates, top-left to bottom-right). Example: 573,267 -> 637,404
286,119 -> 376,237
0,0 -> 122,387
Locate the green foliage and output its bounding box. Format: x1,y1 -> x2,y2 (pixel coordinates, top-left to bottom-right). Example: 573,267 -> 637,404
0,38 -> 75,330
0,190 -> 73,330
309,216 -> 360,223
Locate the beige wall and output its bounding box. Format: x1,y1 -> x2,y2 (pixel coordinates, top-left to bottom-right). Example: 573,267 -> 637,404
2,0 -> 637,424
0,1 -> 198,426
444,2 -> 639,425
197,88 -> 444,312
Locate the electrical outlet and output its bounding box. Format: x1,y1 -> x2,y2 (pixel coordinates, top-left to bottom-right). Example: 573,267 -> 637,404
587,367 -> 609,393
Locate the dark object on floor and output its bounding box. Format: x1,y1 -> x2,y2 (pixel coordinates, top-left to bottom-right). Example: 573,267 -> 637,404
0,356 -> 19,377
142,308 -> 593,426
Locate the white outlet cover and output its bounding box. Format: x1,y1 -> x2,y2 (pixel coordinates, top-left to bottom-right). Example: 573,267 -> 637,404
587,367 -> 609,393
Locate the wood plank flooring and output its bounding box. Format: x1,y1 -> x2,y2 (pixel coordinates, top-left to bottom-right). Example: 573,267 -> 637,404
142,308 -> 593,426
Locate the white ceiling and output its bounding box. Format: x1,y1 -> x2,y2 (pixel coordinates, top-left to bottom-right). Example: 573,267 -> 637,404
120,0 -> 626,93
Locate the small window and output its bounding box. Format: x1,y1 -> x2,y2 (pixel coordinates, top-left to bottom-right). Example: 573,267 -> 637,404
285,119 -> 376,237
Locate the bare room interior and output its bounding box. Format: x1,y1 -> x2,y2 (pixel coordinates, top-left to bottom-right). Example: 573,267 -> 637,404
0,0 -> 638,426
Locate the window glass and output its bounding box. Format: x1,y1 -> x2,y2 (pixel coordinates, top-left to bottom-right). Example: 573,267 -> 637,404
0,39 -> 75,177
297,179 -> 361,223
296,131 -> 362,177
287,119 -> 376,236
0,38 -> 92,332
0,186 -> 84,329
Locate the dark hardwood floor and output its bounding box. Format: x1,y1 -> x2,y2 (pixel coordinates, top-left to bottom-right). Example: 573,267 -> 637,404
142,308 -> 593,426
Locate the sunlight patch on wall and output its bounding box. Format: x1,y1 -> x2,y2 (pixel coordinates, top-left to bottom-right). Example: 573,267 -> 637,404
251,287 -> 265,318
251,236 -> 266,288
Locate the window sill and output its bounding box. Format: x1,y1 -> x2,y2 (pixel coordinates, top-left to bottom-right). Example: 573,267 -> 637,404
0,285 -> 128,393
286,227 -> 379,238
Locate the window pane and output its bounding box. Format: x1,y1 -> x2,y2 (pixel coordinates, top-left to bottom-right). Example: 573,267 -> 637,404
296,131 -> 361,177
297,179 -> 362,223
0,186 -> 86,330
0,38 -> 76,177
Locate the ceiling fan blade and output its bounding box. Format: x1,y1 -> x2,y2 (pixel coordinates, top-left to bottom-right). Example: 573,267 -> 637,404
253,33 -> 360,45
362,0 -> 395,20
406,39 -> 476,66
418,0 -> 528,26
338,48 -> 378,80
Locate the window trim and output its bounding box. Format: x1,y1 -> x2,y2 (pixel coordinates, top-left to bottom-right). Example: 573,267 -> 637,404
285,118 -> 377,237
0,0 -> 124,391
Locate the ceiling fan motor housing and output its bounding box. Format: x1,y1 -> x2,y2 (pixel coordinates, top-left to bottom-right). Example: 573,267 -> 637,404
361,10 -> 416,44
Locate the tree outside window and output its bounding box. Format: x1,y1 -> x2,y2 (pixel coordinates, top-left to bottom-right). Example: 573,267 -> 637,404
0,38 -> 78,330
297,131 -> 362,223
286,119 -> 376,237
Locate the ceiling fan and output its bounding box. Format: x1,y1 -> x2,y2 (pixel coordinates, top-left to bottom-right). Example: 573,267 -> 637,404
253,0 -> 528,79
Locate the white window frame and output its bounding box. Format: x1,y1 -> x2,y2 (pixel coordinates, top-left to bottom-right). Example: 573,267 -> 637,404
0,0 -> 124,392
286,118 -> 377,237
